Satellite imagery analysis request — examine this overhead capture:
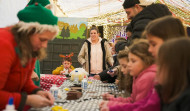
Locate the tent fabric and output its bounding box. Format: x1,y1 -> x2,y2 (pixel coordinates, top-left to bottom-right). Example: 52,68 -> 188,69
56,0 -> 125,18
0,0 -> 27,27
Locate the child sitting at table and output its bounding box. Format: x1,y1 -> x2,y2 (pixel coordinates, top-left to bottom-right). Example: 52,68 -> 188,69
102,39 -> 156,105
52,52 -> 75,75
115,49 -> 133,97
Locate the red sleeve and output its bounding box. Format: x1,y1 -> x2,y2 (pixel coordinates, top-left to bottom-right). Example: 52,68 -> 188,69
0,33 -> 22,110
21,58 -> 39,94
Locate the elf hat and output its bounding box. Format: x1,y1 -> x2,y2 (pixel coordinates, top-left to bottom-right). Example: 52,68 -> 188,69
27,0 -> 50,7
18,3 -> 57,25
17,3 -> 59,34
27,0 -> 53,10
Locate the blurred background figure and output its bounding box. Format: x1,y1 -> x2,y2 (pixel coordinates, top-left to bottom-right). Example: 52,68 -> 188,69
78,25 -> 113,77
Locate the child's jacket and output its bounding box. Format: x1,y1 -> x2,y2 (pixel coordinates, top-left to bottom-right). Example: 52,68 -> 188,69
109,64 -> 157,104
109,88 -> 160,111
52,65 -> 75,75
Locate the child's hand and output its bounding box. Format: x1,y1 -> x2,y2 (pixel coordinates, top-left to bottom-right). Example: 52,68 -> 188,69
102,93 -> 114,100
68,68 -> 72,73
107,68 -> 117,77
115,79 -> 119,84
100,105 -> 109,111
60,71 -> 65,75
99,100 -> 109,111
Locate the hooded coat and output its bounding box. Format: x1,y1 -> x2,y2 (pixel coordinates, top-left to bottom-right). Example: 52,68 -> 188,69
131,3 -> 172,39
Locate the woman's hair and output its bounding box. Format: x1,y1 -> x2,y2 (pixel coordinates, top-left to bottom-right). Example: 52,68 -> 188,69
11,22 -> 58,66
129,39 -> 154,66
144,16 -> 187,41
90,25 -> 99,33
157,37 -> 190,103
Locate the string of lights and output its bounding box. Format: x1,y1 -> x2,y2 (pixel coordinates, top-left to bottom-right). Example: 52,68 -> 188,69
156,0 -> 190,27
88,0 -> 189,39
88,0 -> 190,27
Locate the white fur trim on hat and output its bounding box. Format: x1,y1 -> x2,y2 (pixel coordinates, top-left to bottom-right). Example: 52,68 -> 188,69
17,21 -> 59,39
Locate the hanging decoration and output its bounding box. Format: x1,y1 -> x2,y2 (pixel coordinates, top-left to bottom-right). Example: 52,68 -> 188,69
156,0 -> 190,27
104,25 -> 127,41
88,0 -> 190,40
87,9 -> 129,28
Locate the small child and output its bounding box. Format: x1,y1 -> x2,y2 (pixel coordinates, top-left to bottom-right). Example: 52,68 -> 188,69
52,53 -> 75,75
112,49 -> 133,97
100,39 -> 156,108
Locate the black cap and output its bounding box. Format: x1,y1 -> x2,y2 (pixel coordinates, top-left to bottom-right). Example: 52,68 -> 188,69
123,0 -> 140,9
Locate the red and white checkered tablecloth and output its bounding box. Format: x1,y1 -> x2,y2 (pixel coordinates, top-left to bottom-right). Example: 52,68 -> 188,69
40,74 -> 67,91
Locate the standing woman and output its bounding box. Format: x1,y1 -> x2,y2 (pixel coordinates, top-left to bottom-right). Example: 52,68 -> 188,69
78,25 -> 113,76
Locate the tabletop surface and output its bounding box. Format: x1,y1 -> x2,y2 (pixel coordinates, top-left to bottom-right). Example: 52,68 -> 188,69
30,79 -> 122,111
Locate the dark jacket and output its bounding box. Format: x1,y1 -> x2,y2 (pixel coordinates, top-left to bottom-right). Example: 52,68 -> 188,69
99,55 -> 118,83
131,3 -> 172,39
162,87 -> 190,111
99,41 -> 128,83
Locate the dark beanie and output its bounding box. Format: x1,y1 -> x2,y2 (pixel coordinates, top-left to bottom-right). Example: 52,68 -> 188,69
115,41 -> 128,53
123,0 -> 140,9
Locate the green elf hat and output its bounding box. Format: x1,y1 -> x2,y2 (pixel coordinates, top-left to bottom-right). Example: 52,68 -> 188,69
17,3 -> 57,25
27,0 -> 50,7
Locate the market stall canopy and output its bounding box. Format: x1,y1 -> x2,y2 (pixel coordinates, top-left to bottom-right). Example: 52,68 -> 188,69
52,0 -> 190,26
54,0 -> 125,18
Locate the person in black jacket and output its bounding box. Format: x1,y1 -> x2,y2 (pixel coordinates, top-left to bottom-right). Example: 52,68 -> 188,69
94,40 -> 128,83
126,23 -> 132,46
123,0 -> 172,39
